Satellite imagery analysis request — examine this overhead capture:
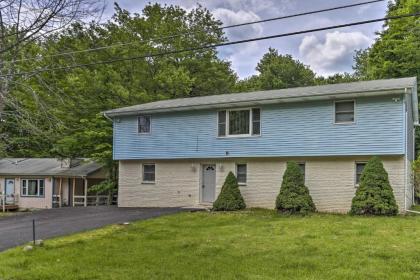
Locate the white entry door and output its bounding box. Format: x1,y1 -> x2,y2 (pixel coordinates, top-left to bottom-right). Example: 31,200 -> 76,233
5,179 -> 15,205
202,164 -> 216,203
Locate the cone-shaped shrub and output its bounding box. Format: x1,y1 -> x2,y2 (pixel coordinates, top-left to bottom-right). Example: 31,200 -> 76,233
213,171 -> 246,211
276,162 -> 316,214
350,156 -> 398,215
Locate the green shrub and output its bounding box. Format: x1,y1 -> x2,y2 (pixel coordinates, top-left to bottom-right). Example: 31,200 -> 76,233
276,162 -> 316,214
213,171 -> 246,211
350,156 -> 398,215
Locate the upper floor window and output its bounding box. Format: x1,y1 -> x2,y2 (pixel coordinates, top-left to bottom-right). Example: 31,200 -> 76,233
138,115 -> 151,134
334,101 -> 355,124
355,162 -> 366,186
218,108 -> 260,137
236,163 -> 247,185
21,179 -> 44,197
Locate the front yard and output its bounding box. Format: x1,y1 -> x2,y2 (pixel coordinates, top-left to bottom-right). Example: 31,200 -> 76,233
0,209 -> 419,279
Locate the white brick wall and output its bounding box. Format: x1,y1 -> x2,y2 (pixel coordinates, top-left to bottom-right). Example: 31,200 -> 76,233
118,156 -> 407,213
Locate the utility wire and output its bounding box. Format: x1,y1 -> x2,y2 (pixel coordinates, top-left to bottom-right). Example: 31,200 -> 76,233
2,11 -> 418,79
7,0 -> 385,64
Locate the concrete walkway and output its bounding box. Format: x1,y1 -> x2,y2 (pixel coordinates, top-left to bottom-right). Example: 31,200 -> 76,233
0,206 -> 188,252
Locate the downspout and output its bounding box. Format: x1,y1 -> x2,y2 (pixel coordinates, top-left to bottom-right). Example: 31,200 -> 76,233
403,89 -> 407,212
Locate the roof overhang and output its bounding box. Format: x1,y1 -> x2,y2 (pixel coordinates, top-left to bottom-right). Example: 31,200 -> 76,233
104,88 -> 408,117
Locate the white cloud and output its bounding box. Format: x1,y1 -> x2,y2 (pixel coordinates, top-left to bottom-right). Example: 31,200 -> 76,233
212,8 -> 263,40
299,31 -> 372,75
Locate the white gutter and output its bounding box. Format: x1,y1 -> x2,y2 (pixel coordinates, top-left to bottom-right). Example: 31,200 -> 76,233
406,210 -> 420,215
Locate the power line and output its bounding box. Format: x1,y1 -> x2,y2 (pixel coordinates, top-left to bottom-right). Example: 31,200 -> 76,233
7,0 -> 385,64
2,12 -> 419,79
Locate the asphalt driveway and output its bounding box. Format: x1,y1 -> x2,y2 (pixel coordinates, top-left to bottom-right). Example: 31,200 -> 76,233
0,206 -> 189,252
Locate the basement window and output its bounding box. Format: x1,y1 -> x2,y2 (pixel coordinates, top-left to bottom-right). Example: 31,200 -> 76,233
236,164 -> 247,185
355,162 -> 366,186
142,164 -> 155,183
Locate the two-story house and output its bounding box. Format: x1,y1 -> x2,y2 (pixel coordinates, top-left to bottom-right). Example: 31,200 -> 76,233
105,77 -> 418,213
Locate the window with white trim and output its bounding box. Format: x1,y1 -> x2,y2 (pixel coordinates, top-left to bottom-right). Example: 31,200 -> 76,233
138,115 -> 151,134
236,163 -> 247,185
335,101 -> 355,123
355,162 -> 366,186
21,179 -> 45,197
218,108 -> 260,137
142,164 -> 155,183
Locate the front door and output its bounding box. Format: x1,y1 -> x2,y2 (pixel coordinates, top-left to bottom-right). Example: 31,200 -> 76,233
5,179 -> 15,205
202,164 -> 216,203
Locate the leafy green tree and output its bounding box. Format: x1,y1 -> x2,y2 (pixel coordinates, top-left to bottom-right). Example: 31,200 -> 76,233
236,48 -> 316,92
0,3 -> 237,165
213,171 -> 246,211
353,0 -> 419,152
350,157 -> 398,215
276,162 -> 316,214
315,73 -> 359,85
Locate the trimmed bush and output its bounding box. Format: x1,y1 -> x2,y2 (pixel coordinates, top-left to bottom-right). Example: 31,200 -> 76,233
213,171 -> 246,211
276,162 -> 316,214
350,156 -> 398,215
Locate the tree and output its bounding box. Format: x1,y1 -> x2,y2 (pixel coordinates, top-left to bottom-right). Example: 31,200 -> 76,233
236,48 -> 316,92
213,171 -> 246,211
315,73 -> 359,85
276,162 -> 315,214
353,0 -> 419,80
0,3 -> 237,162
350,157 -> 398,215
0,0 -> 103,113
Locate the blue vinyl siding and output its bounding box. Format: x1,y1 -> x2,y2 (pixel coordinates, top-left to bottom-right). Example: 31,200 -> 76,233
113,95 -> 405,160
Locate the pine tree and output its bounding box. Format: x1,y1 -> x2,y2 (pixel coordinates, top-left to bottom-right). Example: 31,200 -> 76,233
213,172 -> 246,211
350,157 -> 398,215
276,162 -> 315,214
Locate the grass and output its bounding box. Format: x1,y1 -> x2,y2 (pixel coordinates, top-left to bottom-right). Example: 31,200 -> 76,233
1,209 -> 420,279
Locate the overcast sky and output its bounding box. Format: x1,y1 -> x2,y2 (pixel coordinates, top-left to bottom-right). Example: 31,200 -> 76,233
101,0 -> 388,78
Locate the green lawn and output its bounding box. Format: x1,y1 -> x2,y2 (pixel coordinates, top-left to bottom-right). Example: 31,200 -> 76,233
1,209 -> 420,279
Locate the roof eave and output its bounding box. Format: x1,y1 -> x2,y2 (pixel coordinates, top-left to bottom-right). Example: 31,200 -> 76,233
104,88 -> 407,117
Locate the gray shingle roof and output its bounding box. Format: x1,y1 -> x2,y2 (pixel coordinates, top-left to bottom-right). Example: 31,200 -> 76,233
104,77 -> 417,116
0,158 -> 104,177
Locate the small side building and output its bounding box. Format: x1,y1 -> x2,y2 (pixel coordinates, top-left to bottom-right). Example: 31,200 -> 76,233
0,158 -> 109,210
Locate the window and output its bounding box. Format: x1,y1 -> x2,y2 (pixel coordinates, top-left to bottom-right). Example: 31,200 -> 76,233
142,164 -> 155,183
138,115 -> 151,134
335,101 -> 355,123
218,111 -> 226,137
298,163 -> 306,180
355,162 -> 366,186
21,179 -> 44,197
236,164 -> 247,185
218,108 -> 260,137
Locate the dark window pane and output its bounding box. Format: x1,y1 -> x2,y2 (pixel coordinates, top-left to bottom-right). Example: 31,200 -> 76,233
138,115 -> 151,133
218,124 -> 226,136
236,164 -> 247,184
252,108 -> 261,135
335,112 -> 354,123
252,108 -> 260,121
335,101 -> 354,123
355,163 -> 366,185
336,101 -> 354,112
143,164 -> 155,182
39,180 -> 44,196
229,110 -> 250,135
28,180 -> 38,195
218,111 -> 226,136
298,163 -> 305,179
